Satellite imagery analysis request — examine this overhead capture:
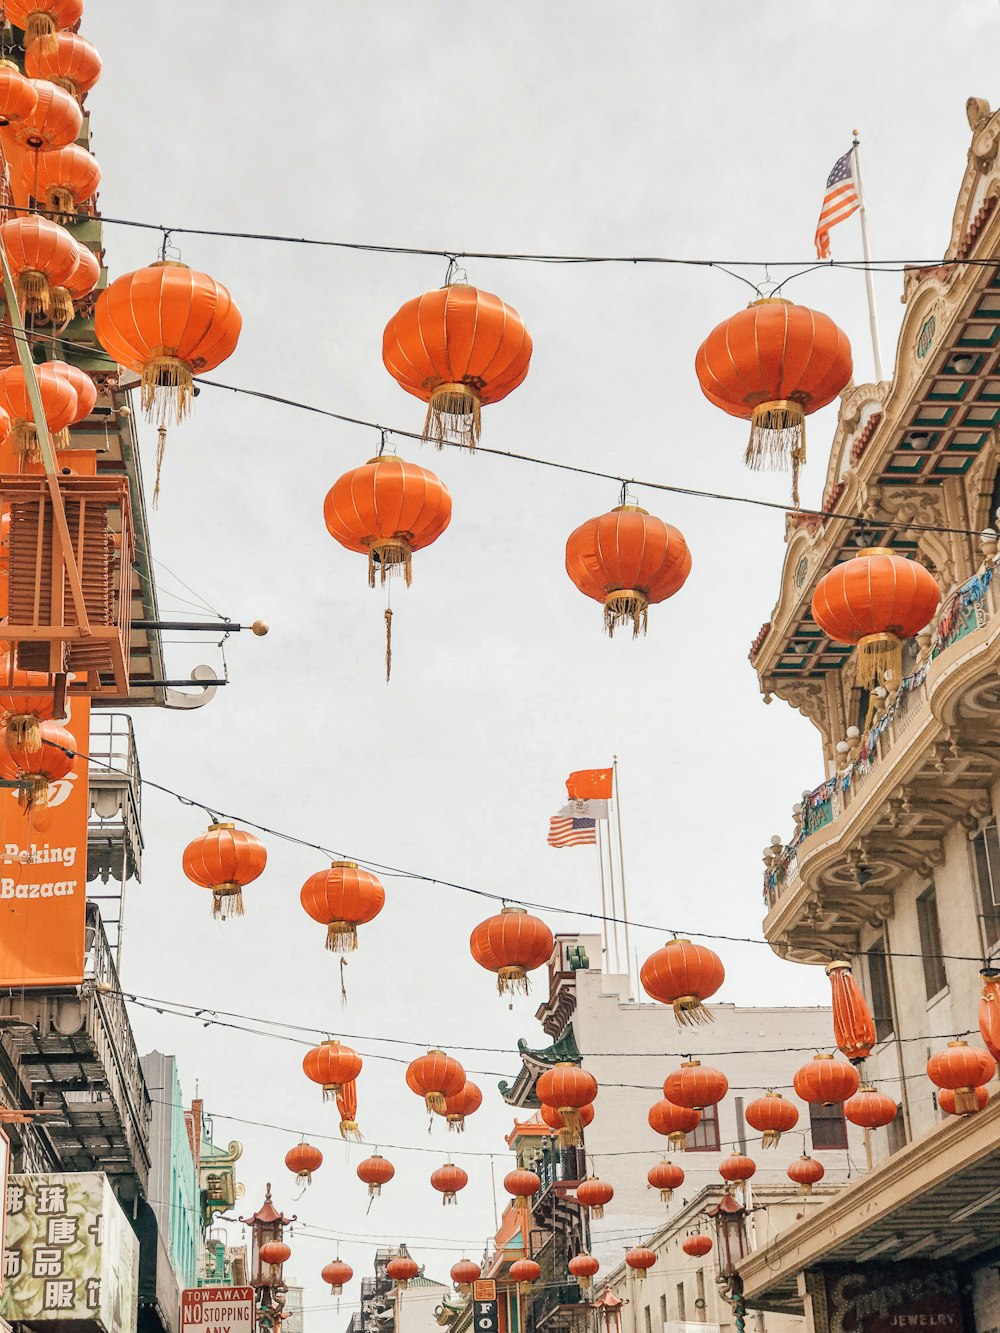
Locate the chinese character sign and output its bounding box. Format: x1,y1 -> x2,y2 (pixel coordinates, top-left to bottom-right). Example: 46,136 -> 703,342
0,1174 -> 138,1333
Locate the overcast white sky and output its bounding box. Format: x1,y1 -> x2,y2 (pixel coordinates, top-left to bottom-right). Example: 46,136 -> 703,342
78,0 -> 1000,1319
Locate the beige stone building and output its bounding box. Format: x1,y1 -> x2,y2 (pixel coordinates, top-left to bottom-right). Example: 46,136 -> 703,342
741,97 -> 1000,1330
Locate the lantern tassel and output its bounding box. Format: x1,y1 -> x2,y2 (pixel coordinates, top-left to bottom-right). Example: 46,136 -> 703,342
339,1119 -> 362,1141
747,400 -> 806,499
797,1182 -> 813,1196
45,187 -> 76,227
672,994 -> 714,1026
385,607 -> 393,682
49,286 -> 74,330
855,632 -> 902,690
556,1125 -> 576,1149
16,774 -> 49,813
423,383 -> 481,449
6,715 -> 42,751
603,590 -> 648,638
954,1086 -> 980,1115
325,921 -> 358,952
497,965 -> 531,997
141,355 -> 195,426
425,1092 -> 447,1114
761,1129 -> 781,1149
211,886 -> 244,921
659,1188 -> 673,1203
669,1132 -> 688,1151
153,425 -> 168,509
368,540 -> 412,588
24,12 -> 57,42
367,1184 -> 381,1199
15,270 -> 50,318
558,1107 -> 584,1146
590,1204 -> 605,1219
447,1117 -> 465,1133
12,421 -> 41,463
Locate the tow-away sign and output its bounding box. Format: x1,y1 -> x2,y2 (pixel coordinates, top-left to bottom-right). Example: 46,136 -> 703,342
181,1287 -> 255,1333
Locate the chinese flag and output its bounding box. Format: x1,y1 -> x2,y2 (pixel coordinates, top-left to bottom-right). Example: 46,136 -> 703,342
566,768 -> 613,799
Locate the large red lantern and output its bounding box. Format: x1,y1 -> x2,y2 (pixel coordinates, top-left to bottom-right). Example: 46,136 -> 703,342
435,1080 -> 482,1132
469,905 -> 554,997
826,959 -> 877,1064
568,1254 -> 599,1291
24,32 -> 103,100
383,283 -> 532,448
682,1234 -> 712,1259
625,1248 -> 656,1277
540,1100 -> 594,1146
565,506 -> 691,637
535,1063 -> 599,1145
0,62 -> 38,128
0,217 -> 79,320
20,143 -> 101,223
695,297 -> 852,504
647,1159 -> 684,1202
938,1086 -> 989,1116
979,969 -> 1000,1064
508,1259 -> 540,1292
300,860 -> 385,953
812,549 -> 940,689
5,0 -> 83,43
450,1260 -> 481,1293
357,1154 -> 394,1197
322,1260 -> 353,1296
640,938 -> 725,1024
503,1168 -> 540,1204
259,1241 -> 290,1268
324,455 -> 452,587
793,1053 -> 860,1105
0,663 -> 60,751
95,261 -> 242,424
406,1050 -> 466,1115
0,361 -> 77,459
926,1040 -> 996,1115
285,1142 -> 323,1186
303,1040 -> 362,1100
744,1091 -> 799,1147
8,79 -> 81,150
181,822 -> 267,920
575,1177 -> 613,1218
648,1098 -> 701,1150
0,718 -> 72,811
385,1257 -> 419,1288
663,1060 -> 728,1109
844,1085 -> 897,1129
430,1163 -> 468,1205
719,1154 -> 757,1185
787,1155 -> 825,1194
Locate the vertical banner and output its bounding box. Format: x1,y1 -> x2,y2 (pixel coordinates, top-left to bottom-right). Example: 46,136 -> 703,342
0,694 -> 90,987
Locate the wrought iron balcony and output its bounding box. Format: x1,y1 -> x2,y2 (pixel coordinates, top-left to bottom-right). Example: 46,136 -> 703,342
87,711 -> 143,885
0,900 -> 151,1197
762,558 -> 1000,960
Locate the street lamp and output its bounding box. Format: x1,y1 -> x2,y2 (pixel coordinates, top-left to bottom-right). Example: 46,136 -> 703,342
705,1191 -> 750,1333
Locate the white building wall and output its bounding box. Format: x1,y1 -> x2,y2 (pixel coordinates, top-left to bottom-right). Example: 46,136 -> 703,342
398,1284 -> 449,1333
856,800 -> 995,1162
565,941 -> 865,1268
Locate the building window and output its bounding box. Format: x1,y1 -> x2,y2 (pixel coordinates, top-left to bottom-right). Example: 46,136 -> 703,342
916,886 -> 948,999
687,1101 -> 720,1151
659,1295 -> 666,1327
696,1269 -> 706,1313
867,937 -> 894,1042
675,1282 -> 686,1320
643,1307 -> 651,1333
972,820 -> 1000,950
809,1101 -> 849,1150
734,1096 -> 746,1154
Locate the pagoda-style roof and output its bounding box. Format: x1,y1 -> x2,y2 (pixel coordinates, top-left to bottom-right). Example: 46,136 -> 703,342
239,1183 -> 296,1227
497,1026 -> 580,1106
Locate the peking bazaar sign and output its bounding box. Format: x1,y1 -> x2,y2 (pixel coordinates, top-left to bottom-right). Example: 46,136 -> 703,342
822,1262 -> 964,1332
0,694 -> 90,987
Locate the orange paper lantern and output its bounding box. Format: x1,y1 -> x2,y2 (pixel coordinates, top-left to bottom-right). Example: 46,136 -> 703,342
926,1040 -> 996,1115
430,1163 -> 468,1205
9,79 -> 82,150
565,506 -> 691,637
450,1260 -> 481,1292
0,62 -> 38,127
470,905 -> 554,997
663,1059 -> 728,1109
640,938 -> 725,1024
0,717 -> 72,811
302,1040 -> 362,1100
21,142 -> 100,222
321,1260 -> 353,1295
300,860 -> 385,953
793,1053 -> 860,1106
625,1248 -> 656,1275
357,1154 -> 394,1197
719,1153 -> 756,1184
6,0 -> 83,43
0,216 -> 79,318
535,1063 -> 599,1146
682,1234 -> 713,1259
406,1050 -> 466,1114
647,1098 -> 701,1150
575,1176 -> 613,1218
647,1159 -> 684,1202
787,1155 -> 824,1194
568,1254 -> 599,1290
695,297 -> 852,503
980,969 -> 1000,1064
181,822 -> 267,920
383,283 -> 531,448
843,1085 -> 897,1129
284,1142 -> 323,1185
508,1259 -> 540,1292
744,1092 -> 799,1147
385,1257 -> 419,1288
826,959 -> 877,1064
25,32 -> 103,99
436,1080 -> 482,1132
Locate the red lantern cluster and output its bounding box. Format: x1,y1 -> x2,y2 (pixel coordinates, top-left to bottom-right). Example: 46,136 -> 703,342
926,1041 -> 996,1116
535,1063 -> 599,1146
407,1050 -> 466,1116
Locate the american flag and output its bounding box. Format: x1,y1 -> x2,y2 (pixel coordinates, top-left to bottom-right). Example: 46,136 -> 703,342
814,149 -> 860,259
547,816 -> 596,849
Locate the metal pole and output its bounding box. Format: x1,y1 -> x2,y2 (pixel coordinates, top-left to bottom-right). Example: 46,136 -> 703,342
596,821 -> 612,973
852,132 -> 885,382
612,757 -> 634,1000
603,811 -> 623,976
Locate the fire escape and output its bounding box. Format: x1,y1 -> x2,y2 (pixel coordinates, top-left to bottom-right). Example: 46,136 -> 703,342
527,1141 -> 590,1333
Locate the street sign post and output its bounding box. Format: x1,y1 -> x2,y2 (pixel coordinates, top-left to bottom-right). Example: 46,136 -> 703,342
181,1287 -> 254,1333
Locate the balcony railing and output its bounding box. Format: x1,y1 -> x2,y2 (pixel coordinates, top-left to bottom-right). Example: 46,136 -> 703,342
764,559 -> 998,911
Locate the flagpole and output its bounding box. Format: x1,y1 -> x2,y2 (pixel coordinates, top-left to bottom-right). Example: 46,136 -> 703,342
602,814 -> 623,976
612,756 -> 635,1001
595,818 -> 612,974
852,131 -> 885,382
